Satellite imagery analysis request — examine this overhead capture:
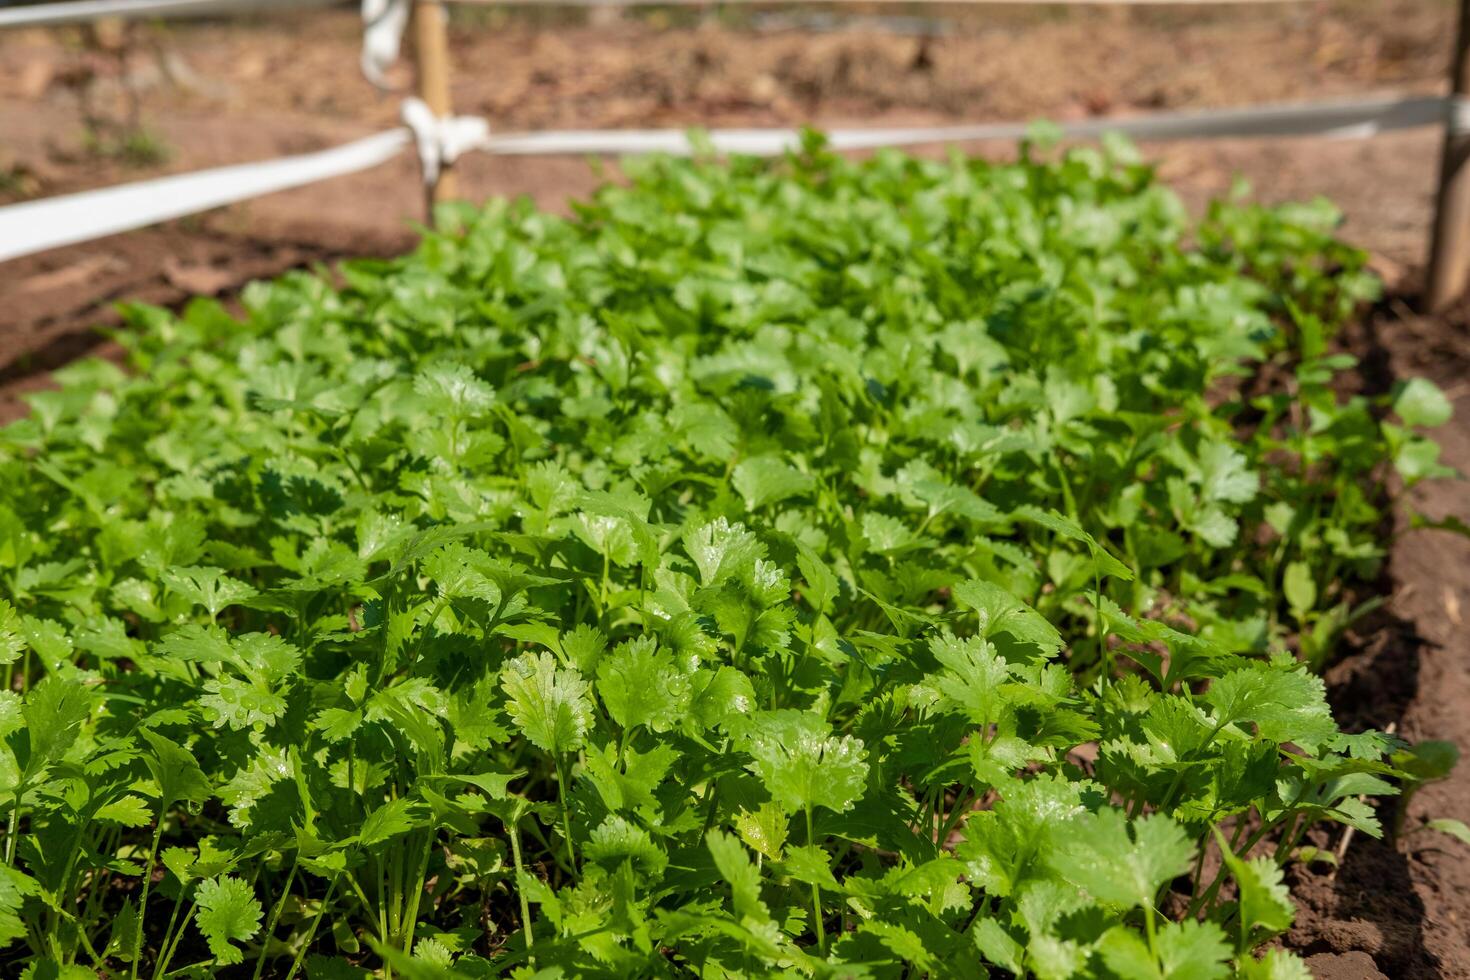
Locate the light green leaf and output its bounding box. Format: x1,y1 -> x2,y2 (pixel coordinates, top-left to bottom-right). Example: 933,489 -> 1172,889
1215,828 -> 1294,951
738,710 -> 868,814
1282,562 -> 1316,618
733,456 -> 815,510
95,795 -> 154,827
596,637 -> 690,734
1049,810 -> 1194,910
140,730 -> 212,808
194,876 -> 263,966
1394,378 -> 1452,428
161,566 -> 257,620
501,651 -> 593,755
1425,818 -> 1470,846
707,830 -> 769,924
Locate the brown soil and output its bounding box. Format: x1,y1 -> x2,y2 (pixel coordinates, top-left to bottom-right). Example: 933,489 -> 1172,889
1283,292 -> 1470,980
0,3 -> 1468,976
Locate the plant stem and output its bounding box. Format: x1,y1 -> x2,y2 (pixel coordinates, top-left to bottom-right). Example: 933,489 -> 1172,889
400,829 -> 436,955
3,795 -> 19,866
130,807 -> 168,980
151,894 -> 194,980
251,854 -> 299,980
806,805 -> 826,955
282,874 -> 340,980
506,814 -> 535,962
556,754 -> 578,875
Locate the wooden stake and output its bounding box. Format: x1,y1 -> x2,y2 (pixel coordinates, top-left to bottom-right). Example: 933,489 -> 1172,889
413,0 -> 456,222
1427,0 -> 1470,311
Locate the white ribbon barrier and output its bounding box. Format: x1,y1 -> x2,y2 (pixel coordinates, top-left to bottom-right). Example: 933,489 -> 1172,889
484,94 -> 1446,156
0,130 -> 410,262
0,93 -> 1450,264
0,0 -> 336,30
0,0 -> 1315,24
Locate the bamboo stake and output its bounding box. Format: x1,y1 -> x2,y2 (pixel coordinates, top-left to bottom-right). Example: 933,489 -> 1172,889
412,0 -> 456,222
1427,0 -> 1470,312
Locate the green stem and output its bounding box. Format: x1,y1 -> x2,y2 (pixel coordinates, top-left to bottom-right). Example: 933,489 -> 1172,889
151,894 -> 194,980
251,855 -> 299,980
555,755 -> 577,875
806,806 -> 826,955
130,807 -> 168,980
400,829 -> 436,954
506,815 -> 535,962
938,784 -> 976,846
600,551 -> 610,615
4,792 -> 21,865
1144,896 -> 1160,962
697,777 -> 720,847
388,838 -> 404,948
377,853 -> 393,980
282,873 -> 340,980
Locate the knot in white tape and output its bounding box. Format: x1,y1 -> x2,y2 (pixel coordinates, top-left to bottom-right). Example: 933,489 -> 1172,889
401,97 -> 491,185
361,0 -> 410,90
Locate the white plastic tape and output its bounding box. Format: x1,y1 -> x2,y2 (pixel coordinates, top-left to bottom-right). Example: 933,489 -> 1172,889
483,94 -> 1446,157
401,97 -> 492,183
361,0 -> 411,89
0,130 -> 409,263
0,0 -> 335,30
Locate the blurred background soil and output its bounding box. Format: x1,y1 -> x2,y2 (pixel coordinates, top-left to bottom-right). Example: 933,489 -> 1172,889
0,0 -> 1454,372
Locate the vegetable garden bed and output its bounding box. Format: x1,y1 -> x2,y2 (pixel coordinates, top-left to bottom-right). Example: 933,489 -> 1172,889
0,135 -> 1465,979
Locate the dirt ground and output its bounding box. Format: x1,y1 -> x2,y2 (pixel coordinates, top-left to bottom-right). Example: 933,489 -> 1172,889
1,2 -> 1468,976
1286,293 -> 1470,980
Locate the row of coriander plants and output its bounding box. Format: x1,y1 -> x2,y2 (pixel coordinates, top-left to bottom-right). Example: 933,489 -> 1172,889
0,135 -> 1459,978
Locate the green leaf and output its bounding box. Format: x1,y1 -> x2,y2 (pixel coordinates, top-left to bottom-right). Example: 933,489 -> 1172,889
413,362 -> 495,418
1424,818 -> 1470,846
0,600 -> 22,667
140,730 -> 212,808
1393,378 -> 1452,428
688,666 -> 756,732
684,517 -> 762,588
733,456 -> 816,510
1282,562 -> 1316,618
1049,810 -> 1194,910
18,675 -> 93,781
737,710 -> 868,814
95,795 -> 154,827
194,876 -> 263,965
734,802 -> 788,862
501,651 -> 594,755
1204,663 -> 1336,752
1198,440 -> 1258,505
1238,949 -> 1314,980
1214,829 -> 1294,951
951,578 -> 1063,654
706,830 -> 770,924
595,637 -> 690,734
357,798 -> 423,847
0,866 -> 39,950
925,631 -> 1011,726
160,566 -> 258,620
1015,506 -> 1134,582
